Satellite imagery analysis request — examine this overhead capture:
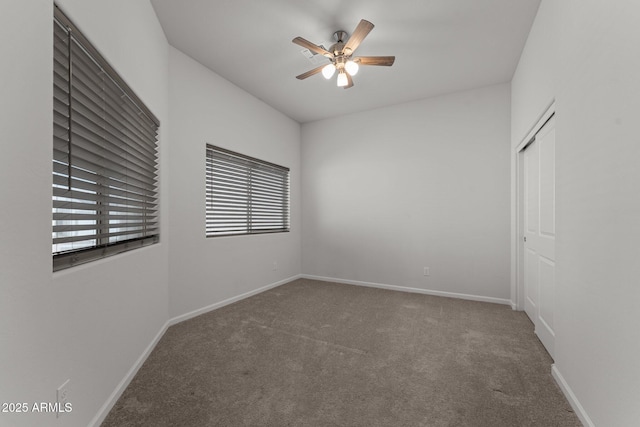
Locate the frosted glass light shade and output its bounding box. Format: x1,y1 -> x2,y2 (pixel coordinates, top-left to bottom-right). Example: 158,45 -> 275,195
345,60 -> 359,76
336,71 -> 348,87
322,63 -> 336,79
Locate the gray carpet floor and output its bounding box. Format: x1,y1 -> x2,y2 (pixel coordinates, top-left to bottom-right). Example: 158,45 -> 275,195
102,279 -> 580,426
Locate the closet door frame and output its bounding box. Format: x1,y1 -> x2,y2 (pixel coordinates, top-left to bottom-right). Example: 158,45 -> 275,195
515,101 -> 556,358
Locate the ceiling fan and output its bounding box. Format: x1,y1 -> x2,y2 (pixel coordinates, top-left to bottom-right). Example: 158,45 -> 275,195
292,19 -> 395,89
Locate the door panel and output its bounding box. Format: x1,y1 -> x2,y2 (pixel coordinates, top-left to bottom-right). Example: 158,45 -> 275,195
538,122 -> 556,261
525,141 -> 539,236
523,136 -> 539,322
525,248 -> 538,317
538,257 -> 555,331
523,115 -> 556,358
539,127 -> 555,236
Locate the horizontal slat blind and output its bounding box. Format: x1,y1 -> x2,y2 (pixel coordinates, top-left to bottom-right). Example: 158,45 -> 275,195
206,145 -> 289,237
53,8 -> 159,271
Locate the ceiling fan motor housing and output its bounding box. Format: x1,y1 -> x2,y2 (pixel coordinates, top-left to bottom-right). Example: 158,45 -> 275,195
327,31 -> 349,70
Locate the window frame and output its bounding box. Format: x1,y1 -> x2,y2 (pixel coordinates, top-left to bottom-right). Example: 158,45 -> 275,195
52,5 -> 160,271
205,145 -> 290,238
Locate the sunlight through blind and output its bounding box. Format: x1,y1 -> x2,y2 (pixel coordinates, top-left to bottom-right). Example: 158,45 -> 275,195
53,7 -> 159,271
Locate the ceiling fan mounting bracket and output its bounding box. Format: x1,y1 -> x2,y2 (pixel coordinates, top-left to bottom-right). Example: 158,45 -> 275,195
333,30 -> 348,43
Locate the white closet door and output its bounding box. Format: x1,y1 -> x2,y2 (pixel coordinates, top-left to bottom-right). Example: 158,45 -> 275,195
523,116 -> 556,358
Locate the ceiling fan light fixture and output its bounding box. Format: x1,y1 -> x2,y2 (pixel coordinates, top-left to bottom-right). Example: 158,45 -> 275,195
345,60 -> 359,76
322,63 -> 336,79
293,19 -> 395,89
336,71 -> 348,87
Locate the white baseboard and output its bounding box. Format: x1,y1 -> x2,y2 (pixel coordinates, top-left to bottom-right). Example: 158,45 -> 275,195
90,319 -> 170,427
301,274 -> 511,306
510,301 -> 518,311
91,274 -> 301,426
168,274 -> 302,326
551,364 -> 593,427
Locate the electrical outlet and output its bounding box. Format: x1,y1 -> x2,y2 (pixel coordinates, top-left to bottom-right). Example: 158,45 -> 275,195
56,379 -> 70,418
423,267 -> 430,276
272,261 -> 278,271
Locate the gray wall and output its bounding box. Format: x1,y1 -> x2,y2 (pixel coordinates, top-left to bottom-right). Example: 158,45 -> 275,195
0,1 -> 170,426
302,84 -> 511,301
511,1 -> 640,425
167,47 -> 302,319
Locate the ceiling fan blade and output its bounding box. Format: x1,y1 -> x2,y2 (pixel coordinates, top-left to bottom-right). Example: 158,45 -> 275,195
343,19 -> 374,54
296,65 -> 326,80
354,56 -> 395,66
292,36 -> 333,58
344,73 -> 354,89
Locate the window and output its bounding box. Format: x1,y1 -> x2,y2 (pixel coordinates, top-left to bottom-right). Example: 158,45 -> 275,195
206,145 -> 290,237
52,6 -> 159,271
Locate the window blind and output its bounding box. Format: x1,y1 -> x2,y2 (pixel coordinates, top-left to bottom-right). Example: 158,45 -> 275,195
206,145 -> 290,237
53,6 -> 159,271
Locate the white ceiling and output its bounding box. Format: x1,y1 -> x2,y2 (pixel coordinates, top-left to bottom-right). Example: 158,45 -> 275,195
150,0 -> 541,123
